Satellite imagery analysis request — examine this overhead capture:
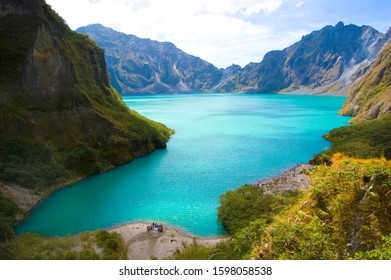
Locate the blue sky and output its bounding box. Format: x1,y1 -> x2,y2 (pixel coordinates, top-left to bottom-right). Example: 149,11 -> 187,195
46,0 -> 391,68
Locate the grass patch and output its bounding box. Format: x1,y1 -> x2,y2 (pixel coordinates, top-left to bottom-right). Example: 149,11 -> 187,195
312,114 -> 391,164
170,240 -> 215,260
0,230 -> 127,260
0,193 -> 20,242
254,154 -> 391,260
218,185 -> 300,234
0,140 -> 66,190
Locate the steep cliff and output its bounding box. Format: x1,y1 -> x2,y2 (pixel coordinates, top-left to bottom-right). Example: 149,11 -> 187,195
216,22 -> 390,94
79,22 -> 389,95
0,0 -> 172,191
339,42 -> 391,122
76,24 -> 222,94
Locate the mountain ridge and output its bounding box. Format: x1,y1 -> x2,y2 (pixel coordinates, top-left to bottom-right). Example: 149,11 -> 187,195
215,22 -> 390,94
77,22 -> 390,95
77,24 -> 222,94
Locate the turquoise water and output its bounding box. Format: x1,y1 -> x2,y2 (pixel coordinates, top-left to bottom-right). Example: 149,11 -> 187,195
15,93 -> 351,237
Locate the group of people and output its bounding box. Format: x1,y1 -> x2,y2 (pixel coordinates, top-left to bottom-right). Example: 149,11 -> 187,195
149,222 -> 163,232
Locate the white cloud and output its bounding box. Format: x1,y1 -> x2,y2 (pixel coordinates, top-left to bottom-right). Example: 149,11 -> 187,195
242,0 -> 282,15
45,0 -> 295,68
296,1 -> 304,8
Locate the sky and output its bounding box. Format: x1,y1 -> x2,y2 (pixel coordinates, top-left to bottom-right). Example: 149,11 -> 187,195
45,0 -> 391,68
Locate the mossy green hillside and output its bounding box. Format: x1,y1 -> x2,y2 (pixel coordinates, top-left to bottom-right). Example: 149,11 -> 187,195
312,113 -> 391,164
253,154 -> 391,260
0,230 -> 127,260
0,192 -> 19,242
0,1 -> 172,192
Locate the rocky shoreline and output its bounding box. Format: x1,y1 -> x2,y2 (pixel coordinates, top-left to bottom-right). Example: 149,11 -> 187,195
255,164 -> 313,194
0,177 -> 85,222
0,183 -> 42,222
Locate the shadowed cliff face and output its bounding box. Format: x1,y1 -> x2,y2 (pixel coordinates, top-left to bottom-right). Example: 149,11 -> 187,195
340,42 -> 391,122
0,0 -> 172,189
0,0 -> 42,16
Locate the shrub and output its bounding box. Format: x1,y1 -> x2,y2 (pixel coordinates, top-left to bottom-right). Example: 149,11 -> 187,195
95,231 -> 127,260
218,185 -> 300,234
171,240 -> 215,260
254,155 -> 391,260
0,140 -> 66,189
0,193 -> 19,242
314,114 -> 391,162
353,236 -> 391,260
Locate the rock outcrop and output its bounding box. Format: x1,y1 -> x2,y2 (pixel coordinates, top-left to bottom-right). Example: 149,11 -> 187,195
216,22 -> 390,94
340,41 -> 391,122
78,22 -> 390,95
0,0 -> 172,191
76,24 -> 223,94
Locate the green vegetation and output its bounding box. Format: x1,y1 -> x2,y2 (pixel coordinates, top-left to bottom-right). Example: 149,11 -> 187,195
2,1 -> 390,261
218,185 -> 300,234
353,236 -> 391,260
0,1 -> 172,260
254,154 -> 391,259
216,188 -> 300,259
0,1 -> 172,194
95,230 -> 127,260
173,154 -> 391,260
312,114 -> 391,164
172,187 -> 300,260
212,219 -> 269,260
340,42 -> 391,122
170,240 -> 215,260
0,230 -> 127,260
0,193 -> 19,242
0,140 -> 66,189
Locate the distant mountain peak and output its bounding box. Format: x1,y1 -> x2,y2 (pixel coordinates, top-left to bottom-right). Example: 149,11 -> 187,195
215,22 -> 390,94
336,21 -> 345,28
77,22 -> 390,95
76,24 -> 222,94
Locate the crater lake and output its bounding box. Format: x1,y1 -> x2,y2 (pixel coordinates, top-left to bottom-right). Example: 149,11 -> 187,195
16,93 -> 351,236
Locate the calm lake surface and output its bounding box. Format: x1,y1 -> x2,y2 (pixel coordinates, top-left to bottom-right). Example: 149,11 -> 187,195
16,93 -> 351,237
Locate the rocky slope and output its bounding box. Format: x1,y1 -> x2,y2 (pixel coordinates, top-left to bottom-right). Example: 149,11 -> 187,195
0,0 -> 172,195
339,42 -> 391,122
76,24 -> 222,94
78,22 -> 390,95
216,22 -> 390,94
253,155 -> 391,260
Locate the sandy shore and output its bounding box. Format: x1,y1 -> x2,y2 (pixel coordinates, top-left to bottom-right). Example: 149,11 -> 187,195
109,222 -> 228,260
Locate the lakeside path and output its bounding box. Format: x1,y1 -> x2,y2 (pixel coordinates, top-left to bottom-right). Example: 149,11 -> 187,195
109,222 -> 228,260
